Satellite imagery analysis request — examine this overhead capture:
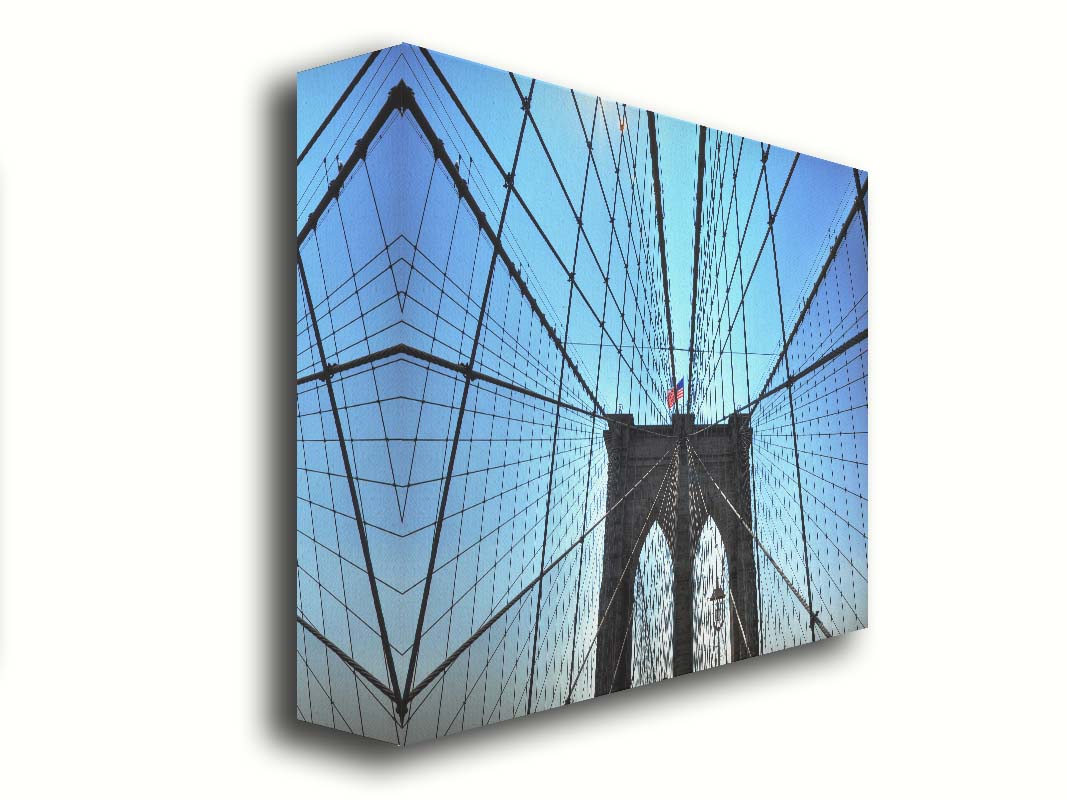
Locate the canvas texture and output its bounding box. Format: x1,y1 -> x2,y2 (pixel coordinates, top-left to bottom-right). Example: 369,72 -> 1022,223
296,43 -> 868,745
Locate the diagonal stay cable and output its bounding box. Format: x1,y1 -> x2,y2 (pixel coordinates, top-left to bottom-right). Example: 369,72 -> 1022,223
298,342 -> 671,439
686,441 -> 831,637
398,79 -> 538,720
755,178 -> 868,402
418,49 -> 609,416
564,443 -> 680,702
526,98 -> 601,715
686,474 -> 756,659
646,110 -> 678,387
697,149 -> 797,414
297,614 -> 397,701
296,253 -> 403,702
690,173 -> 864,437
703,328 -> 869,425
407,441 -> 681,704
297,48 -> 382,165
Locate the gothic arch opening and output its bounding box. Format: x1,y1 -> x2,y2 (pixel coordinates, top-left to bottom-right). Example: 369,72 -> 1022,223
595,414 -> 758,698
694,515 -> 731,670
631,521 -> 673,688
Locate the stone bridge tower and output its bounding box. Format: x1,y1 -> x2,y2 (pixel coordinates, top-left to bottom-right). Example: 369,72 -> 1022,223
595,412 -> 758,696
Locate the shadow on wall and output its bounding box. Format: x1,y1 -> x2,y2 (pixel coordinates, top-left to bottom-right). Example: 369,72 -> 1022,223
257,43 -> 862,766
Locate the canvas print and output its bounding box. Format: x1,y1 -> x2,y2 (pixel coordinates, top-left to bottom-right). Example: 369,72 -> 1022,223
296,43 -> 868,745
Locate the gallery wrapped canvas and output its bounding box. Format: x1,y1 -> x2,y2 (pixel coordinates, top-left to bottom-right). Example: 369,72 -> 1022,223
296,43 -> 868,745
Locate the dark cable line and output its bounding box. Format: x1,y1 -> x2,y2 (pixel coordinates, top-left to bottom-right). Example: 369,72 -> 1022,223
296,46 -> 868,736
297,49 -> 382,166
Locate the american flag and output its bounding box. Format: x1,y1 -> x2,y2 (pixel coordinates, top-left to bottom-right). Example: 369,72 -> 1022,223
666,378 -> 685,410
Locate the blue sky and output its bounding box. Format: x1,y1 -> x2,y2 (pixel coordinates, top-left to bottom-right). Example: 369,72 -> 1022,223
296,44 -> 868,743
298,47 -> 862,420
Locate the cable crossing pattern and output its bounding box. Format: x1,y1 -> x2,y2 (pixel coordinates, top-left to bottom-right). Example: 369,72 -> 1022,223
296,44 -> 868,744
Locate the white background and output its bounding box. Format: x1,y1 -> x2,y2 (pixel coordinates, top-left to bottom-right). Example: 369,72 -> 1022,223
1,2 -> 1064,797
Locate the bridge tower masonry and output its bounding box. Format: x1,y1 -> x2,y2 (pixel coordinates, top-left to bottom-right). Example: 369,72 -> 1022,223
595,413 -> 759,697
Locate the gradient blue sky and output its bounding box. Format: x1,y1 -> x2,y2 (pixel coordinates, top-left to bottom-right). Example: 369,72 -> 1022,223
296,44 -> 867,744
